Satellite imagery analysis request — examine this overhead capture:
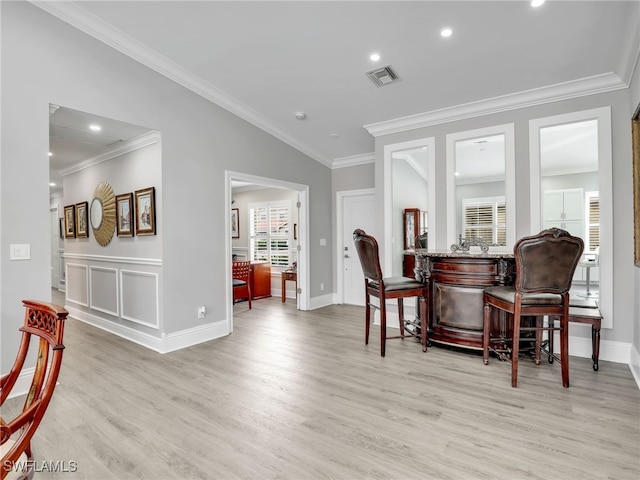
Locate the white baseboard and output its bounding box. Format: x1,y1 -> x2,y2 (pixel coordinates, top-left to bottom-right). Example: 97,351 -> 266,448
66,305 -> 229,354
630,344 -> 640,389
309,293 -> 335,310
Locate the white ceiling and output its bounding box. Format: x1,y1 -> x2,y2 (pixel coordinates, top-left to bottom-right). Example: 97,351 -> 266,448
43,0 -> 639,185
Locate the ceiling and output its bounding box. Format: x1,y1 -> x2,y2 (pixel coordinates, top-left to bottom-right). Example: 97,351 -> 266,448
49,105 -> 155,193
43,0 -> 639,186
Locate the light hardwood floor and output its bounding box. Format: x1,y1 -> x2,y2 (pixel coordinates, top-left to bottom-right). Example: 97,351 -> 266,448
3,290 -> 638,479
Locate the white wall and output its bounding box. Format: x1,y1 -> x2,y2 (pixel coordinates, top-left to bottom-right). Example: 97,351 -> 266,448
1,2 -> 333,365
62,135 -> 164,338
628,39 -> 640,383
373,90 -> 636,362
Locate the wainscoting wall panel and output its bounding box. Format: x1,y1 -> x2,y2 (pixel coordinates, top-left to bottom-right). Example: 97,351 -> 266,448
120,270 -> 159,329
66,263 -> 89,307
62,253 -> 227,353
89,266 -> 119,316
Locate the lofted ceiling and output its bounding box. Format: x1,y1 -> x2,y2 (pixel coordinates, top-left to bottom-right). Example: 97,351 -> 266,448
43,0 -> 639,188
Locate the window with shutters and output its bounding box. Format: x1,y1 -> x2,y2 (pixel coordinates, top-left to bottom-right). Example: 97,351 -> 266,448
585,192 -> 600,252
462,196 -> 506,246
248,201 -> 291,268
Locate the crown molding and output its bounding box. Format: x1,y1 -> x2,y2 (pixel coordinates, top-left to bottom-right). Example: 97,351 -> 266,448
364,72 -> 627,138
60,130 -> 161,177
32,1 -> 636,165
331,152 -> 375,169
31,0 -> 332,168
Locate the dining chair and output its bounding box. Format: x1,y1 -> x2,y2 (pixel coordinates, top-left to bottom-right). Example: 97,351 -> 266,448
232,260 -> 252,309
353,229 -> 428,357
482,228 -> 583,387
1,300 -> 68,480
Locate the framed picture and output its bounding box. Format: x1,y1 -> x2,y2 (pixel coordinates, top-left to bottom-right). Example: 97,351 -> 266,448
64,205 -> 76,239
231,208 -> 240,239
75,201 -> 89,238
116,193 -> 134,237
134,187 -> 156,236
632,103 -> 640,267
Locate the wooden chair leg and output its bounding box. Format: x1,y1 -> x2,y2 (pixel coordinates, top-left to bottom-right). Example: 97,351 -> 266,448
398,298 -> 405,339
511,312 -> 521,388
380,296 -> 387,357
534,316 -> 543,365
419,296 -> 427,352
365,291 -> 371,345
483,304 -> 491,365
548,316 -> 555,364
560,314 -> 570,388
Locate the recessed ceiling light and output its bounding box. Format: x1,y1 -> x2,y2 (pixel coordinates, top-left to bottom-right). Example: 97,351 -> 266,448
49,182 -> 56,187
329,133 -> 340,139
295,112 -> 306,120
531,0 -> 545,7
48,152 -> 52,157
440,27 -> 453,38
89,124 -> 101,132
370,53 -> 380,62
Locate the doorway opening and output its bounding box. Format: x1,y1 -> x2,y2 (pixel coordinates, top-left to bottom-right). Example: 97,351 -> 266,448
225,171 -> 309,332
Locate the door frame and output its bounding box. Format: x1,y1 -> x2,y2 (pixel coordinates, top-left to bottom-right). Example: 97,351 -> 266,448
225,171 -> 310,331
336,188 -> 375,304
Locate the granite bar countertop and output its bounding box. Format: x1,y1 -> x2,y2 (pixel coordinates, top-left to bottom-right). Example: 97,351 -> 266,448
403,249 -> 514,259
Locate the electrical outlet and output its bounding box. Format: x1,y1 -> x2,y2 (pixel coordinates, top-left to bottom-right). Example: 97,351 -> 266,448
197,305 -> 206,319
320,283 -> 325,291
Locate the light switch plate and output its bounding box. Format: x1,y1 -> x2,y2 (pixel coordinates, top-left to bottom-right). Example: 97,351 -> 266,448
10,244 -> 31,260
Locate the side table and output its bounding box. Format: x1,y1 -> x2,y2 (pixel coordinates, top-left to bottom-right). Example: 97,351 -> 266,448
281,270 -> 297,303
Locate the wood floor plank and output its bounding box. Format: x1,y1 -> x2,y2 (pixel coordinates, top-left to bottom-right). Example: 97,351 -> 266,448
2,291 -> 638,479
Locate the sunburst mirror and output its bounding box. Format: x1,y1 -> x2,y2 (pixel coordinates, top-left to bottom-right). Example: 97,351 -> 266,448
90,182 -> 116,246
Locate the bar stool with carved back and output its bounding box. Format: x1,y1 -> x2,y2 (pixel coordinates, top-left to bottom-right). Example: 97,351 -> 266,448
353,229 -> 428,357
1,300 -> 68,480
482,228 -> 583,387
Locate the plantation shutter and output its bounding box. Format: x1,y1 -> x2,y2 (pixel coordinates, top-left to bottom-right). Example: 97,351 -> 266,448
463,197 -> 506,246
249,202 -> 291,267
269,205 -> 290,268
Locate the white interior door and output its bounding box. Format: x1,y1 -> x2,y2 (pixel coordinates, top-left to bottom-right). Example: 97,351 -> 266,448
342,193 -> 375,306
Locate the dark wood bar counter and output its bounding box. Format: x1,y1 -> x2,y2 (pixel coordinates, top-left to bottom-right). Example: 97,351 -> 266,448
409,250 -> 515,350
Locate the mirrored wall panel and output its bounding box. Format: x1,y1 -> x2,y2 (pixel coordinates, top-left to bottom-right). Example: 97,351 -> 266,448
446,124 -> 515,252
384,138 -> 435,276
529,107 -> 612,328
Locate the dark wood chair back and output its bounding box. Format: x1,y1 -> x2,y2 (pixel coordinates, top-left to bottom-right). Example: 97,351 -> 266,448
1,300 -> 68,480
232,260 -> 252,309
483,228 -> 584,387
353,229 -> 428,357
515,228 -> 584,294
352,229 -> 383,282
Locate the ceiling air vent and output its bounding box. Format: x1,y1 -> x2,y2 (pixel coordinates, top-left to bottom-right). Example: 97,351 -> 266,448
365,65 -> 400,87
